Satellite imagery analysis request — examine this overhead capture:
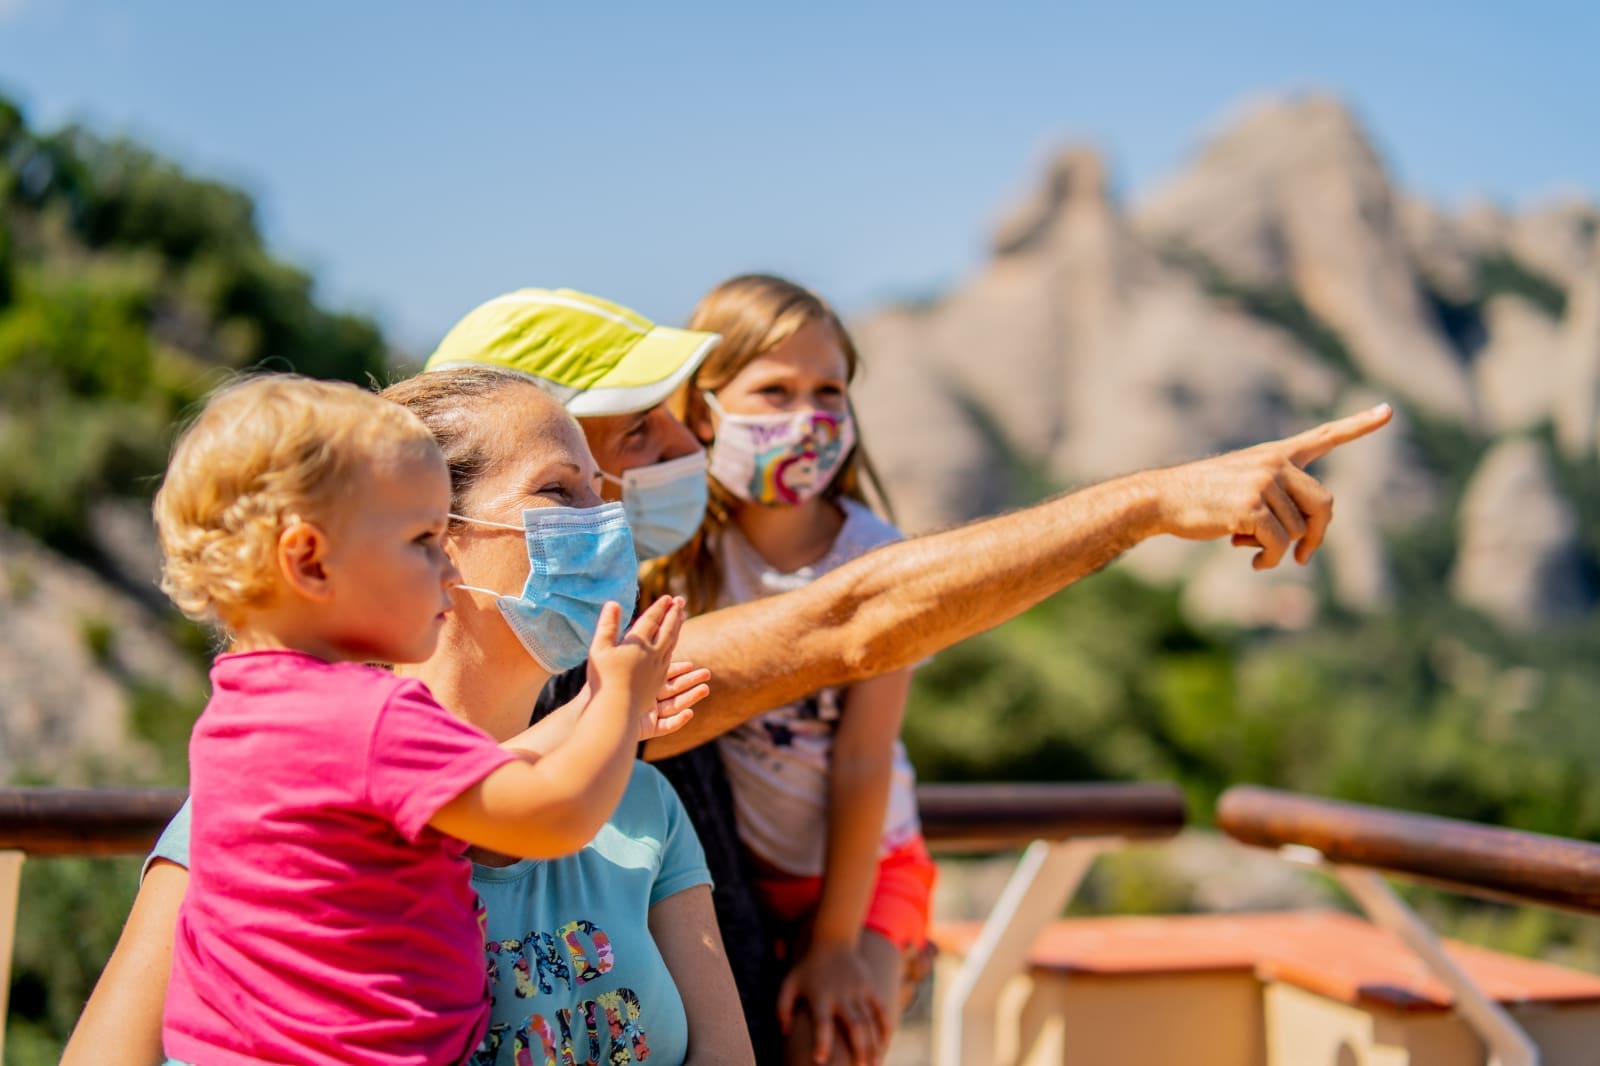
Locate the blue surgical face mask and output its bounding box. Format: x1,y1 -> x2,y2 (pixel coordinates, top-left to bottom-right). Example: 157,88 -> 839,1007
451,502 -> 638,672
599,450 -> 708,559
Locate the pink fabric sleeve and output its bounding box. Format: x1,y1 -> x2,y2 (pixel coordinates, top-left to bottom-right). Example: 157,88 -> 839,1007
365,678 -> 518,842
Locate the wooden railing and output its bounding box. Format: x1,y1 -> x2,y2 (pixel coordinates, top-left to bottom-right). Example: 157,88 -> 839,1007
0,787 -> 187,857
24,783 -> 1600,1066
1216,785 -> 1600,1066
14,784 -> 1600,1066
1217,785 -> 1600,916
919,781 -> 1185,851
0,780 -> 1186,1066
0,781 -> 1186,858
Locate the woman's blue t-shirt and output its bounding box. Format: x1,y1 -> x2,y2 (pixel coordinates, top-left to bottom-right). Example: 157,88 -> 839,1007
150,762 -> 712,1066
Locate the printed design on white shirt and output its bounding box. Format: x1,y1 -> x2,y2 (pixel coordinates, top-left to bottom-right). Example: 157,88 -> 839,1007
759,689 -> 841,750
713,499 -> 922,877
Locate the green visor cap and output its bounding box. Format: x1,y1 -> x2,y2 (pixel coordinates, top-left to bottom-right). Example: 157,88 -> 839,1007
424,288 -> 721,417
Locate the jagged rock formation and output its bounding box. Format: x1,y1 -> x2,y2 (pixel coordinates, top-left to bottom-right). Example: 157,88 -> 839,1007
1451,439 -> 1588,631
852,94 -> 1600,630
1400,197 -> 1491,304
0,524 -> 202,784
1507,198 -> 1600,289
1317,391 -> 1440,612
852,147 -> 1341,518
1135,96 -> 1476,423
1553,230 -> 1600,461
1474,295 -> 1562,433
854,309 -> 1007,534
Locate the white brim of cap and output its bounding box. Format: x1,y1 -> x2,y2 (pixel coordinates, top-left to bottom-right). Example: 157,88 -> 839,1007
564,327 -> 721,417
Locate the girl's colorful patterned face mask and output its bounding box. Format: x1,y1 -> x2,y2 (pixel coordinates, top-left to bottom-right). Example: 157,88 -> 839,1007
702,392 -> 857,507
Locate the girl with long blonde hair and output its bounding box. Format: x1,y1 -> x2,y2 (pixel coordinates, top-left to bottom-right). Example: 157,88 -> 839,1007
649,275 -> 931,1066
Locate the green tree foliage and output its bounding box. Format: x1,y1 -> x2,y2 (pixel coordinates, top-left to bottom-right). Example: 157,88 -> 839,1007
0,97 -> 388,555
905,568 -> 1600,839
6,859 -> 144,1066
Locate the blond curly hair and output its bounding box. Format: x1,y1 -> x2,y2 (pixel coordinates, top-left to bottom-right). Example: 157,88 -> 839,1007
153,373 -> 436,627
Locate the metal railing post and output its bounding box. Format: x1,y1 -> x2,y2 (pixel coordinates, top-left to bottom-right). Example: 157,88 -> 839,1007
0,849 -> 24,1062
935,837 -> 1120,1066
1332,866 -> 1540,1066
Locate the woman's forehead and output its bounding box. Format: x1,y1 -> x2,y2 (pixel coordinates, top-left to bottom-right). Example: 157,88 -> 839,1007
478,388 -> 593,473
496,383 -> 579,436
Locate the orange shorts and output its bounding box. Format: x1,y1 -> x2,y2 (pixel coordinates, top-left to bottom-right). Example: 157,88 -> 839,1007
753,835 -> 937,952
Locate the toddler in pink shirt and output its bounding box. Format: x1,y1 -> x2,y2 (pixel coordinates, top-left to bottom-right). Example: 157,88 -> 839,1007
153,375 -> 689,1065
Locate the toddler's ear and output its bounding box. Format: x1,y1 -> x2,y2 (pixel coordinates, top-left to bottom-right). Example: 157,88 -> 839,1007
278,521 -> 332,601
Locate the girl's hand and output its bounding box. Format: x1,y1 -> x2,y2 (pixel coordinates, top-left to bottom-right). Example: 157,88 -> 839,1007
640,660 -> 710,741
778,942 -> 888,1066
585,596 -> 685,719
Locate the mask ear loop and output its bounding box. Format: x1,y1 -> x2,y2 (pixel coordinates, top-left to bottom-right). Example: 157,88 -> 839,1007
448,512 -> 524,531
446,512 -> 525,597
603,450 -> 708,491
694,390 -> 726,449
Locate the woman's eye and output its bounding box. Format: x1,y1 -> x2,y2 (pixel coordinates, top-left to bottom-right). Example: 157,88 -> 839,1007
414,531 -> 438,546
758,385 -> 789,399
538,483 -> 568,499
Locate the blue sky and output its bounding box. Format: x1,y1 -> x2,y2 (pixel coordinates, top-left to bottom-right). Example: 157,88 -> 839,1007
1,2 -> 1596,354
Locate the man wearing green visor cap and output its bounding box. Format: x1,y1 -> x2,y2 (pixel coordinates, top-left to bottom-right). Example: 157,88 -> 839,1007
428,288 -> 721,560
423,284 -> 1393,1058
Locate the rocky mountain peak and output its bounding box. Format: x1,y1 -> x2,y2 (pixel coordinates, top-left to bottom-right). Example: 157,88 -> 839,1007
993,145 -> 1113,257
1136,95 -> 1478,423
1452,438 -> 1588,631
1198,93 -> 1380,173
1553,226 -> 1600,460
851,91 -> 1599,631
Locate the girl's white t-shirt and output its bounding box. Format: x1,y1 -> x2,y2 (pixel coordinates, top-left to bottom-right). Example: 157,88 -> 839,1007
713,497 -> 921,878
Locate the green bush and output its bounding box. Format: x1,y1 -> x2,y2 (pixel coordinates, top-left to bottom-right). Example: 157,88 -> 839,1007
909,567 -> 1600,847
6,857 -> 144,1062
0,93 -> 389,554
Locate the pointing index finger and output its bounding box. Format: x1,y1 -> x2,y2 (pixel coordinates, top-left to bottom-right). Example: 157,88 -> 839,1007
1287,403 -> 1393,468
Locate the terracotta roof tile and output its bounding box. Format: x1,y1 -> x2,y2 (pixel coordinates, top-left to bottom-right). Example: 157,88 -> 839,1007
934,910 -> 1600,1012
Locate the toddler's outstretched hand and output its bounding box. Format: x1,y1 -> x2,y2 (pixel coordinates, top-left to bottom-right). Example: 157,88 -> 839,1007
585,596 -> 686,725
641,660 -> 710,741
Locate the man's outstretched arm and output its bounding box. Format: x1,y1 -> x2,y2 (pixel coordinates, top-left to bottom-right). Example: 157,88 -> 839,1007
646,403 -> 1391,759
